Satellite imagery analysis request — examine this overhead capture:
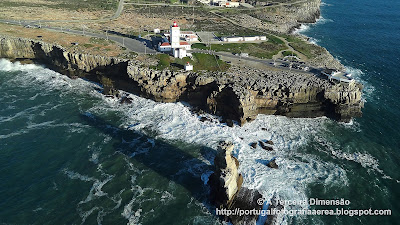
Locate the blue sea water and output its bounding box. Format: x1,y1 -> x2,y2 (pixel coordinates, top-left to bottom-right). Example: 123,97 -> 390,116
0,0 -> 399,224
297,0 -> 400,224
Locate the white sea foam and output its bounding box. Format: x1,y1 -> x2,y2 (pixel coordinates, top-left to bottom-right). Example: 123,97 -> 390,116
345,66 -> 375,100
0,59 -> 384,224
293,16 -> 333,35
315,16 -> 334,25
88,93 -> 352,222
320,2 -> 333,7
293,24 -> 310,34
0,59 -> 41,72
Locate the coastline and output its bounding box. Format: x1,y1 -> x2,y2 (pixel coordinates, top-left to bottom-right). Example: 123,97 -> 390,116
2,0 -> 400,224
0,3 -> 363,224
0,34 -> 363,125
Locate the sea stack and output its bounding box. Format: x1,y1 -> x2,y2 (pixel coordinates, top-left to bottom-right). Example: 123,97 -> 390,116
209,141 -> 264,224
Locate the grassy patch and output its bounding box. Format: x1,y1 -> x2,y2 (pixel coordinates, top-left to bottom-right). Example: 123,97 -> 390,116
193,39 -> 287,59
150,53 -> 229,72
266,35 -> 285,45
289,41 -> 325,59
83,43 -> 94,48
151,53 -> 173,70
191,53 -> 230,71
279,34 -> 303,44
282,51 -> 297,57
191,43 -> 207,50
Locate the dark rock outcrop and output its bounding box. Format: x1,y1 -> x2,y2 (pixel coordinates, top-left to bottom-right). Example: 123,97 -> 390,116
267,158 -> 279,169
259,141 -> 274,151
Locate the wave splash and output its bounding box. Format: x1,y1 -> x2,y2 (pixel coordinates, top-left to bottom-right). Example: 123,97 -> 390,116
0,59 -> 385,224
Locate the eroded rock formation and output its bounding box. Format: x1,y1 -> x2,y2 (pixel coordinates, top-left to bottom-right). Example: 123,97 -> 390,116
209,141 -> 243,207
209,141 -> 264,224
0,36 -> 363,125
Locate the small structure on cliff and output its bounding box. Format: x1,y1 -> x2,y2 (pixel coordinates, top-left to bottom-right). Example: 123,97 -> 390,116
184,62 -> 193,71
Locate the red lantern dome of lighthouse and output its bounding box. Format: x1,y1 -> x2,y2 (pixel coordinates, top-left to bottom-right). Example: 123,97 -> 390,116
173,21 -> 178,27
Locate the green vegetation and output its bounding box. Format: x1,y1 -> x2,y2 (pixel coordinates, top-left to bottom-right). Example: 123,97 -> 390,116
282,51 -> 297,57
289,41 -> 325,59
83,43 -> 94,48
153,54 -> 173,70
193,38 -> 287,59
279,34 -> 303,44
191,43 -> 207,50
267,35 -> 285,45
151,53 -> 229,72
190,53 -> 230,71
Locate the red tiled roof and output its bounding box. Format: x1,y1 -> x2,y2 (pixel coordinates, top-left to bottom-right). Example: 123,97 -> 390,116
160,42 -> 171,46
181,31 -> 195,34
180,41 -> 190,45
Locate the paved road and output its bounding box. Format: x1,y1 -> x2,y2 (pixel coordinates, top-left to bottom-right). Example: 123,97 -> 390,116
0,19 -> 157,54
124,2 -> 200,7
192,49 -> 315,75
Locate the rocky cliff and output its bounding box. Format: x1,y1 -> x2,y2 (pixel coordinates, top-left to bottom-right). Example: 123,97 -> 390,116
0,35 -> 128,78
231,0 -> 321,34
0,36 -> 363,124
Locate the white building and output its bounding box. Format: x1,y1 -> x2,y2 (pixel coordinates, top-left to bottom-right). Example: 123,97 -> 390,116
184,62 -> 193,71
224,1 -> 239,7
179,41 -> 192,50
158,22 -> 192,58
164,31 -> 199,43
158,42 -> 172,52
170,21 -> 181,48
210,0 -> 240,7
174,48 -> 187,59
222,35 -> 267,42
223,36 -> 243,42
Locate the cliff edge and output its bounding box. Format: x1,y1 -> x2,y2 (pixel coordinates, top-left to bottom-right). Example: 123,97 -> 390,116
0,36 -> 363,124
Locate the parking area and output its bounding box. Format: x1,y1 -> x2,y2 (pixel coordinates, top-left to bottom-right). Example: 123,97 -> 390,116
196,31 -> 221,43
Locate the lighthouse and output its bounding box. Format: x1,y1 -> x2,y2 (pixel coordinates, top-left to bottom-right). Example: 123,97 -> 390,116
158,21 -> 192,58
170,21 -> 180,48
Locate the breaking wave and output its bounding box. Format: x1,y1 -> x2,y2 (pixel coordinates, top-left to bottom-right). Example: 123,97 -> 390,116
0,59 -> 387,224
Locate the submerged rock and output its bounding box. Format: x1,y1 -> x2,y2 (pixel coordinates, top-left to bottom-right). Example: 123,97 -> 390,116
267,158 -> 279,169
120,96 -> 133,104
250,142 -> 258,149
259,141 -> 274,151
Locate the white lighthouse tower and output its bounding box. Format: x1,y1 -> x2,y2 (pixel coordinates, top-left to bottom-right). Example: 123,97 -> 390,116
157,21 -> 191,58
170,21 -> 180,48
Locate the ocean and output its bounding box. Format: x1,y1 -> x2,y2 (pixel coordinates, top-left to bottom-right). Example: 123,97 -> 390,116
0,0 -> 399,224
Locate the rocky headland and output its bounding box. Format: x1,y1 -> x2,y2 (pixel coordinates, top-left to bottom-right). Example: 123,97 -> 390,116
233,0 -> 322,34
0,35 -> 363,125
